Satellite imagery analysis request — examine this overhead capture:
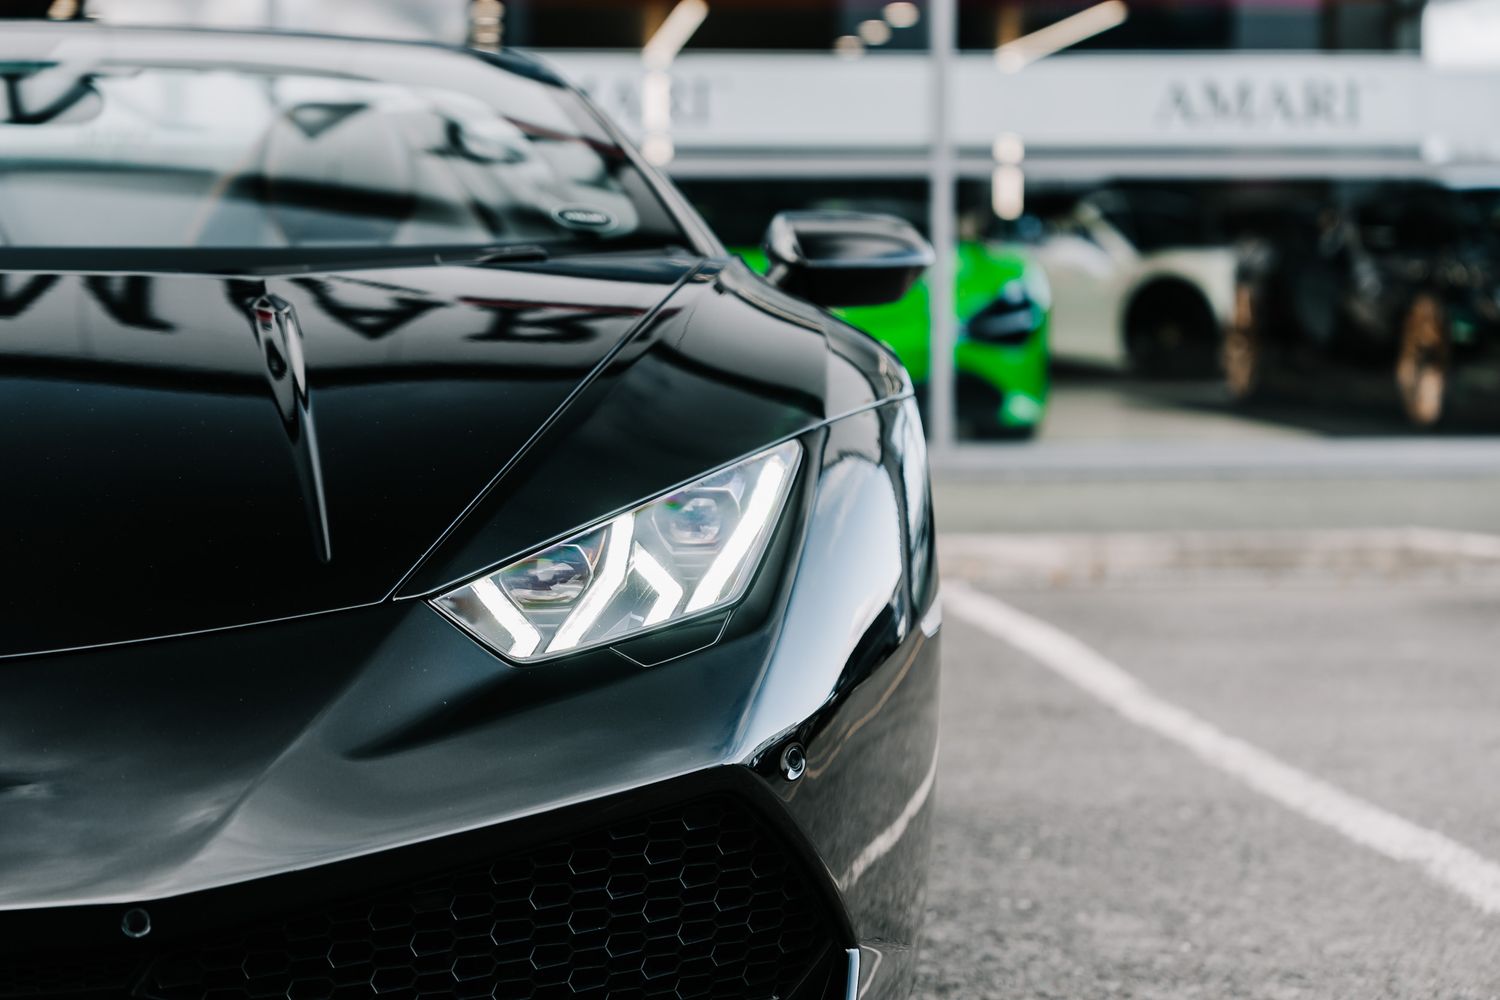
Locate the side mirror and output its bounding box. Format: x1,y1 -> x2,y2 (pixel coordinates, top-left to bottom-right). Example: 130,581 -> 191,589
762,211 -> 935,308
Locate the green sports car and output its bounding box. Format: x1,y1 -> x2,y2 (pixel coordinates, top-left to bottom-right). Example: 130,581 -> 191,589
738,241 -> 1051,439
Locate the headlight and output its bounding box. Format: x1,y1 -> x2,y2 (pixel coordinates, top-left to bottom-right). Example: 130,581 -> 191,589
965,287 -> 1041,345
432,441 -> 802,663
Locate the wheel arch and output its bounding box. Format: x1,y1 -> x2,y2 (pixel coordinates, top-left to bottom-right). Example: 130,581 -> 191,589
1121,274 -> 1221,354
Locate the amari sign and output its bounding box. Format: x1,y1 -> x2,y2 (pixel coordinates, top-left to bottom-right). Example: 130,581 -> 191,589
548,51 -> 1493,179
1156,77 -> 1364,128
952,54 -> 1423,158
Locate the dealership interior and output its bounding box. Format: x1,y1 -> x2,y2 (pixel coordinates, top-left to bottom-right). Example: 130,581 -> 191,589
10,0 -> 1500,996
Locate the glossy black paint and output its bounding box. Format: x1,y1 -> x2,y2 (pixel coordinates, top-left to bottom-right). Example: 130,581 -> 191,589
763,212 -> 936,309
0,24 -> 939,1000
400,258 -> 907,595
0,401 -> 938,997
0,257 -> 695,658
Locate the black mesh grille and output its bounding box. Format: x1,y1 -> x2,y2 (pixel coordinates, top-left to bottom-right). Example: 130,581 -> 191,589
0,954 -> 139,999
122,798 -> 836,1000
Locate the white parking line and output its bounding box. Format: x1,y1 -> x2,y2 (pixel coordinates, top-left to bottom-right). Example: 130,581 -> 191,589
839,745 -> 939,892
945,579 -> 1500,916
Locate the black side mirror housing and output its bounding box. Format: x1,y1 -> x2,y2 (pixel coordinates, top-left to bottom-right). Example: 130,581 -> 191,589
762,211 -> 935,308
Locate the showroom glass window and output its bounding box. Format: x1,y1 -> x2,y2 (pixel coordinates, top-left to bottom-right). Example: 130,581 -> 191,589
958,0 -> 1421,52
496,0 -> 930,52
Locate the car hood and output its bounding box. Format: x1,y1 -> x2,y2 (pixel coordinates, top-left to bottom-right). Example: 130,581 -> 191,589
0,255 -> 697,659
0,257 -> 914,911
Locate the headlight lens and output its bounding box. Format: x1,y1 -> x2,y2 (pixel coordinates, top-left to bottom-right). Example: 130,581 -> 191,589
432,441 -> 802,662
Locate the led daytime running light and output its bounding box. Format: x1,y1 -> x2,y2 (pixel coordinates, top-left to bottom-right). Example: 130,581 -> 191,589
431,441 -> 801,663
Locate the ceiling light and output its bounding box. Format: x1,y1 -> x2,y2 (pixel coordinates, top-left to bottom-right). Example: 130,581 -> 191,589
884,2 -> 920,29
858,18 -> 893,46
995,0 -> 1129,72
833,34 -> 866,58
643,0 -> 710,70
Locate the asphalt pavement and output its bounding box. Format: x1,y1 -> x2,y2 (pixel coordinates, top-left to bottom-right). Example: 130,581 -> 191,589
920,537 -> 1500,999
915,373 -> 1500,998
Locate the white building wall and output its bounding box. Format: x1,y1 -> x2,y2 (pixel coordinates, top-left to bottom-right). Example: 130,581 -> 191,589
545,51 -> 1500,183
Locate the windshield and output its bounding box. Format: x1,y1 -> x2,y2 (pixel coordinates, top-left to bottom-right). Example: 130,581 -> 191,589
0,48 -> 688,256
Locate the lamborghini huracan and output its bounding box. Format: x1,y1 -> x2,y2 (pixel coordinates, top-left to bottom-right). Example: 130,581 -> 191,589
0,22 -> 940,1000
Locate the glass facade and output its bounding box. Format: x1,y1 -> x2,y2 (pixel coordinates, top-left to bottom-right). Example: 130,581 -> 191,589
494,0 -> 1422,53
960,0 -> 1423,52
497,0 -> 930,51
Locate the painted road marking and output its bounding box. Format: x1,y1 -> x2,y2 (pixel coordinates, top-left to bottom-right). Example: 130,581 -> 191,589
945,579 -> 1500,916
840,745 -> 939,893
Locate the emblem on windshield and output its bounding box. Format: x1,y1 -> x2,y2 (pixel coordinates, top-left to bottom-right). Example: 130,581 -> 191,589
553,206 -> 617,232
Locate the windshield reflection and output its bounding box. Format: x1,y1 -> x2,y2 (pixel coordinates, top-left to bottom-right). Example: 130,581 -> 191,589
0,49 -> 684,254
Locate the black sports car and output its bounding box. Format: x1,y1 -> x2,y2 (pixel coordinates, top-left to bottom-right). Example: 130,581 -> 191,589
1226,182 -> 1500,428
0,23 -> 940,1000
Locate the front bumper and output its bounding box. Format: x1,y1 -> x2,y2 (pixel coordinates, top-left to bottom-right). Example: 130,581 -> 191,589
2,778 -> 850,1000
0,402 -> 940,1000
953,317 -> 1050,435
